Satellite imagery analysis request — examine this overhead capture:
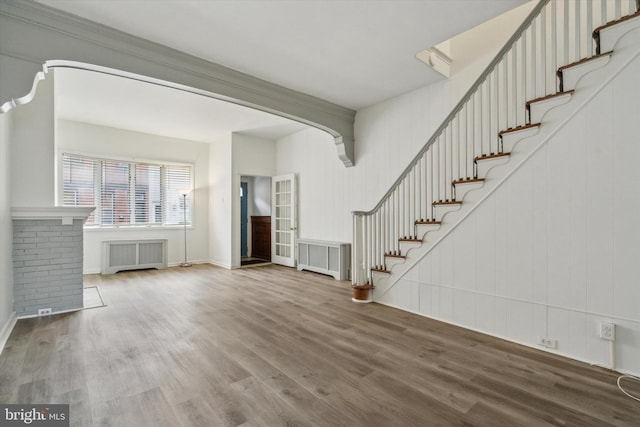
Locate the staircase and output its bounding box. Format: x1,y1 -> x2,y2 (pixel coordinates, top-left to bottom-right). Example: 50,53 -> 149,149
352,0 -> 640,301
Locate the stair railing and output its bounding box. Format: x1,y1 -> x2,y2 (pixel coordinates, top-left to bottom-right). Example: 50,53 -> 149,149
352,0 -> 638,286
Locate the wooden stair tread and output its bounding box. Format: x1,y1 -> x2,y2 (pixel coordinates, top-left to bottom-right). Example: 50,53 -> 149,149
474,152 -> 510,162
593,11 -> 640,54
526,90 -> 574,106
385,253 -> 406,259
557,51 -> 613,73
371,267 -> 390,274
452,178 -> 484,186
399,237 -> 421,242
433,200 -> 461,206
415,220 -> 441,225
498,123 -> 541,136
593,11 -> 640,36
556,52 -> 613,91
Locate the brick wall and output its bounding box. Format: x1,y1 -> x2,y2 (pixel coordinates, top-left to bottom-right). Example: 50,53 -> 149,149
12,219 -> 84,316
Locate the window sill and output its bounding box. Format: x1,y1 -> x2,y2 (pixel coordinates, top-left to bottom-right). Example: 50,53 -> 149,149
83,225 -> 194,232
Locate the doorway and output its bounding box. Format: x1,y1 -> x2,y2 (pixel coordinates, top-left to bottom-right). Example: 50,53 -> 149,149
240,176 -> 272,267
240,182 -> 248,257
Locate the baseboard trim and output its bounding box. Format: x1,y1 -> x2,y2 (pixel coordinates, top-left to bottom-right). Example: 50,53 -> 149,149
16,306 -> 83,320
0,311 -> 17,356
206,259 -> 233,269
167,259 -> 209,268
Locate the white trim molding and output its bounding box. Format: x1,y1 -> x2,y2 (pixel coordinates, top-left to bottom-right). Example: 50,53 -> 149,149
0,311 -> 17,356
12,206 -> 95,225
0,0 -> 356,167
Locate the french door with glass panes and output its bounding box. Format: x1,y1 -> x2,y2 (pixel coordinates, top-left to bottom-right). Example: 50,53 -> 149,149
272,174 -> 296,267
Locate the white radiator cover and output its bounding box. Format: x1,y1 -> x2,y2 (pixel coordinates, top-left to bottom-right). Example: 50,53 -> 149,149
297,239 -> 350,281
102,239 -> 167,274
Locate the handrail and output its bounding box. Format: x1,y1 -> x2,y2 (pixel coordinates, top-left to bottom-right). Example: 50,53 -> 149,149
352,0 -> 549,216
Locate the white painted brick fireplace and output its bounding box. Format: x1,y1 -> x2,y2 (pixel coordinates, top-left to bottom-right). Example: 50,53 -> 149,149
11,207 -> 93,317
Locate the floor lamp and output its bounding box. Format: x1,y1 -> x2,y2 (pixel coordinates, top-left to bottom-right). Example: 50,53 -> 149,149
177,188 -> 192,267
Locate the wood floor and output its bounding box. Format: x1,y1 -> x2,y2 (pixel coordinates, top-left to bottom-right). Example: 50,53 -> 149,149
1,264 -> 638,426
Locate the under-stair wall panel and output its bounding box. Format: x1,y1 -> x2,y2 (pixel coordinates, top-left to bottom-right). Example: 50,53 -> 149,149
585,84 -> 615,317
475,197 -> 497,296
452,220 -> 475,292
378,52 -> 640,374
569,122 -> 588,312
493,189 -> 509,298
613,64 -> 640,322
506,160 -> 533,302
531,152 -> 549,305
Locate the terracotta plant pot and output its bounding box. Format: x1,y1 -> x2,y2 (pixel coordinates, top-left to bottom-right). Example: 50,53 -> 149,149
352,284 -> 374,303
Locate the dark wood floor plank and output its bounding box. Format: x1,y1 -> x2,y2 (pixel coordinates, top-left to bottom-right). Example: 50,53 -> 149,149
0,264 -> 638,426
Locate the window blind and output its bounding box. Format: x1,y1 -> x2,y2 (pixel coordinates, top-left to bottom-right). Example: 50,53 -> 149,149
164,165 -> 191,225
62,155 -> 97,224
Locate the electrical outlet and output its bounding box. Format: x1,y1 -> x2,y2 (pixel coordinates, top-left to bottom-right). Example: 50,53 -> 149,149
538,337 -> 557,349
600,322 -> 615,341
37,308 -> 52,317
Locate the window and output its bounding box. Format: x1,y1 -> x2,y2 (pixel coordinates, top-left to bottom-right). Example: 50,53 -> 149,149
62,154 -> 193,226
63,155 -> 96,223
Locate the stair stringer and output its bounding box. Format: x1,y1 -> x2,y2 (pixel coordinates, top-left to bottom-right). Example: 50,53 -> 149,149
373,30 -> 640,304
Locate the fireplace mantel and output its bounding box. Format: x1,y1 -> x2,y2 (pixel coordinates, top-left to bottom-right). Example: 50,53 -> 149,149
11,206 -> 95,225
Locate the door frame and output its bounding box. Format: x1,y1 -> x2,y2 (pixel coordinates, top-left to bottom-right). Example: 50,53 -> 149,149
240,181 -> 249,257
233,173 -> 273,268
271,173 -> 297,267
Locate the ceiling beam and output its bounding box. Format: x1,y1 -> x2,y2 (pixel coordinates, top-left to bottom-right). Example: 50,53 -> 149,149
0,0 -> 356,166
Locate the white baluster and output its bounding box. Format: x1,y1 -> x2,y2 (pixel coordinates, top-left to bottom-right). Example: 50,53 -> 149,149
352,214 -> 363,285
575,0 -> 581,61
377,208 -> 381,267
393,189 -> 397,253
532,16 -> 538,99
416,155 -> 421,224
551,0 -> 558,92
541,4 -> 548,93
587,0 -> 593,56
494,69 -> 499,154
425,148 -> 435,218
522,30 -> 529,117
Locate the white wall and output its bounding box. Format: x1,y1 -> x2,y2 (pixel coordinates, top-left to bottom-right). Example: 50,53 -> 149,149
277,128 -> 355,242
11,74 -> 55,207
56,120 -> 210,273
0,110 -> 15,351
381,53 -> 640,375
209,134 -> 233,268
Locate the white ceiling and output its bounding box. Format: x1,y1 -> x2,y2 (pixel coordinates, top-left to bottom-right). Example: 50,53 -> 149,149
37,0 -> 527,110
54,68 -> 309,143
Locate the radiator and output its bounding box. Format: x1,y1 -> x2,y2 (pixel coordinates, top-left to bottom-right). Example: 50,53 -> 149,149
297,239 -> 350,281
102,239 -> 167,274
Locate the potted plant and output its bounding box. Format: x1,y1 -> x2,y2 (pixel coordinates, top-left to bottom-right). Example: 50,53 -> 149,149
352,283 -> 374,303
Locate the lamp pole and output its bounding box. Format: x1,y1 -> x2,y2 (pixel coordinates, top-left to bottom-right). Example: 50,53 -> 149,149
179,190 -> 192,267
